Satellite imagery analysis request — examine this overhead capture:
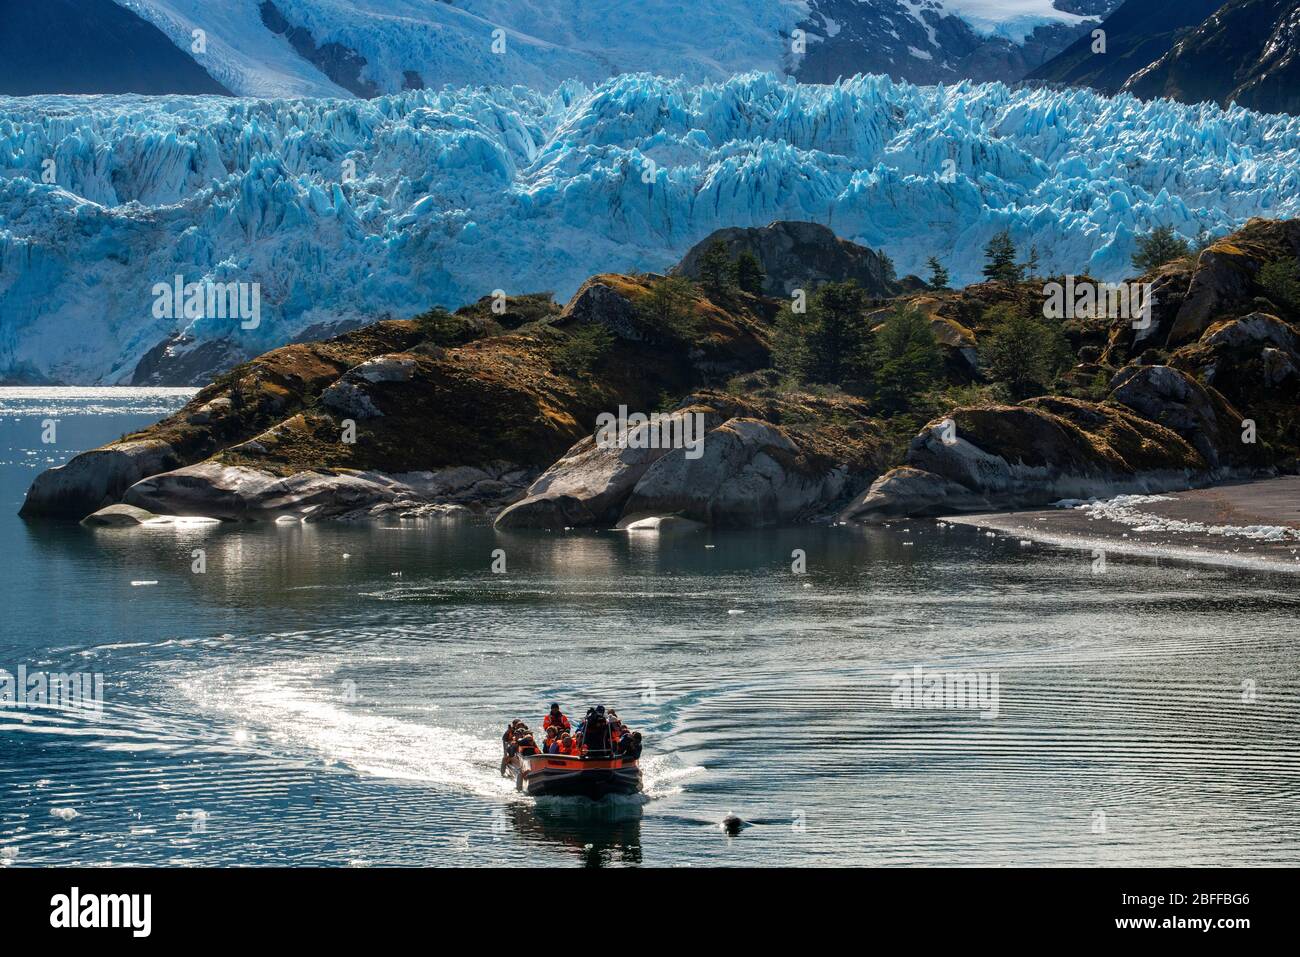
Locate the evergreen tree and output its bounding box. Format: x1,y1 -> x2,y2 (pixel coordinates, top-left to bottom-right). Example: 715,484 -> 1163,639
771,281 -> 872,386
1023,245 -> 1040,279
871,308 -> 943,415
1259,258 -> 1300,313
978,303 -> 1070,401
878,249 -> 898,285
809,281 -> 871,384
926,256 -> 950,290
1131,225 -> 1192,273
982,230 -> 1023,283
698,240 -> 734,297
734,250 -> 766,295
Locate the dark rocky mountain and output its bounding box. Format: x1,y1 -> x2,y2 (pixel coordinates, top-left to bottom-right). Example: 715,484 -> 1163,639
794,0 -> 1121,85
1034,0 -> 1300,114
673,222 -> 899,298
1028,0 -> 1225,93
1121,0 -> 1300,114
0,0 -> 230,96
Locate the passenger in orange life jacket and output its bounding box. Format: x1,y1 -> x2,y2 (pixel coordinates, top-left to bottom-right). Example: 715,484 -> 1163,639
542,703 -> 571,734
558,731 -> 578,756
543,726 -> 561,754
515,732 -> 540,756
500,719 -> 526,774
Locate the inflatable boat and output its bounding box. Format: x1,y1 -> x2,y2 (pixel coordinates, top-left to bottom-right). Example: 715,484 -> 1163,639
508,752 -> 642,798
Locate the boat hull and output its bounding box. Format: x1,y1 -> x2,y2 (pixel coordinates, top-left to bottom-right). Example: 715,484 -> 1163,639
512,754 -> 642,799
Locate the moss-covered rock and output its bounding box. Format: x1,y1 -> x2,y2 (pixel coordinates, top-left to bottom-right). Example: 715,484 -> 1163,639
843,397 -> 1213,522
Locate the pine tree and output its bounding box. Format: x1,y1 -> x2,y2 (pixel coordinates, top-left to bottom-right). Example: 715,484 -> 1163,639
871,308 -> 943,415
698,240 -> 734,297
1023,245 -> 1040,279
809,281 -> 871,384
926,256 -> 950,289
977,303 -> 1070,401
771,281 -> 872,386
734,250 -> 766,295
982,230 -> 1022,284
1131,225 -> 1192,273
636,276 -> 699,339
878,249 -> 897,285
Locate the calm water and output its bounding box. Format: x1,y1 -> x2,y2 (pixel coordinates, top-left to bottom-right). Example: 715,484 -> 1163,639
1,389 -> 1298,867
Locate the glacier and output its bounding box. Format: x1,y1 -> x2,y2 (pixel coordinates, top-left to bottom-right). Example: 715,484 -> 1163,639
2,70 -> 1300,384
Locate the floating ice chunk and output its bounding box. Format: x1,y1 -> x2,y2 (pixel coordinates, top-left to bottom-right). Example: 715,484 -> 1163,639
1076,495 -> 1300,543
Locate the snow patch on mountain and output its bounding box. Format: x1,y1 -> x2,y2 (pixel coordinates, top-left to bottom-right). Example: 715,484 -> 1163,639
117,0 -> 813,97
2,71 -> 1298,383
115,0 -> 1093,98
939,1 -> 1087,41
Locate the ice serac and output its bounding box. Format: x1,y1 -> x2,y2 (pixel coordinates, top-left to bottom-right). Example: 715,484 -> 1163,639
3,72 -> 1300,383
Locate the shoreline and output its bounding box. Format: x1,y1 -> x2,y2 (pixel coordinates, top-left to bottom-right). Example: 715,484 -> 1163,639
943,476 -> 1300,575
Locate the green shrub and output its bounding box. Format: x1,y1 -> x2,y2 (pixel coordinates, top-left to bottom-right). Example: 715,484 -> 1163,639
977,303 -> 1071,401
637,276 -> 701,339
550,323 -> 614,376
1259,258 -> 1300,312
413,308 -> 478,346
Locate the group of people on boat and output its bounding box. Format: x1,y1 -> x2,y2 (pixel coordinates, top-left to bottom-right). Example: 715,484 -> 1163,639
500,703 -> 643,773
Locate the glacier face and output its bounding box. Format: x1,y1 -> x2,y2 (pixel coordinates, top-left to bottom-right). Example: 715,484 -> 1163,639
2,71 -> 1299,384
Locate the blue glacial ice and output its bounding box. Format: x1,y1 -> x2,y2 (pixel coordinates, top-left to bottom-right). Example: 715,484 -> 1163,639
1,71 -> 1299,383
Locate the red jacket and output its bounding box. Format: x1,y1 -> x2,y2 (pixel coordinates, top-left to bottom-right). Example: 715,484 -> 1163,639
543,712 -> 571,733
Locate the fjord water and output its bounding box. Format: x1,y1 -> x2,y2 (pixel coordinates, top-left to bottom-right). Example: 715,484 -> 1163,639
2,390 -> 1298,867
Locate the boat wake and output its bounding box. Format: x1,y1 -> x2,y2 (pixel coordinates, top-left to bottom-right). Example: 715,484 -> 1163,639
172,659 -> 703,803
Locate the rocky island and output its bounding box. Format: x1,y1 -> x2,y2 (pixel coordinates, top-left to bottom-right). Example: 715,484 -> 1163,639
21,219 -> 1300,553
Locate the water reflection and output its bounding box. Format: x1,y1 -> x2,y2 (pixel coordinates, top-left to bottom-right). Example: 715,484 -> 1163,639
506,799 -> 644,867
